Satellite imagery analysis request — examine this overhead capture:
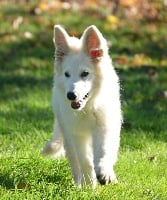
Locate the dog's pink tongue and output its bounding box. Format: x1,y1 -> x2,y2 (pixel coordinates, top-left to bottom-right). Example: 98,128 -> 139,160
71,101 -> 81,109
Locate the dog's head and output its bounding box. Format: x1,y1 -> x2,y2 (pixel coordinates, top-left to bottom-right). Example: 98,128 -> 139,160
53,25 -> 108,110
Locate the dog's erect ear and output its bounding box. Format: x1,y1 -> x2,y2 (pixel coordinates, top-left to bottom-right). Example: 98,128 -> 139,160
53,25 -> 69,61
82,25 -> 104,61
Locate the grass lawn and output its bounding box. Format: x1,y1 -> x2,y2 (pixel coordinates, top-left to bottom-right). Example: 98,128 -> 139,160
0,2 -> 167,199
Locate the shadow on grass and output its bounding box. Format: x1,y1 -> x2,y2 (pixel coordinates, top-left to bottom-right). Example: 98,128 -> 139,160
0,174 -> 15,189
120,67 -> 167,144
0,32 -> 54,102
110,28 -> 167,60
0,104 -> 53,135
0,165 -> 70,191
0,74 -> 52,102
1,37 -> 52,67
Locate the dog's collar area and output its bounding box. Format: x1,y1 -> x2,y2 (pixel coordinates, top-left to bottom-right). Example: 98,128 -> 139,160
71,93 -> 89,109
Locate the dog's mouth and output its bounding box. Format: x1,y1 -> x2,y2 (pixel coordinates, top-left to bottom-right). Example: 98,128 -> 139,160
71,93 -> 89,110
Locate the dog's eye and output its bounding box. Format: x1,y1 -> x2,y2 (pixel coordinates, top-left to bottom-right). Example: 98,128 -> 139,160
80,71 -> 89,78
64,72 -> 70,78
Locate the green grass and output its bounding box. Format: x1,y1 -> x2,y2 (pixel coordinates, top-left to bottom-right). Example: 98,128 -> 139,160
0,2 -> 167,199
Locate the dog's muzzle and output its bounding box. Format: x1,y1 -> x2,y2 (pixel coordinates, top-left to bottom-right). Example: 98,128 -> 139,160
67,92 -> 89,109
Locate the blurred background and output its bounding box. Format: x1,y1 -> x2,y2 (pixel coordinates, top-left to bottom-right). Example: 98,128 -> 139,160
1,0 -> 167,67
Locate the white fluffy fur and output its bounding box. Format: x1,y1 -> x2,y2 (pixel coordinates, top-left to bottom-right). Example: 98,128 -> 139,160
43,25 -> 122,187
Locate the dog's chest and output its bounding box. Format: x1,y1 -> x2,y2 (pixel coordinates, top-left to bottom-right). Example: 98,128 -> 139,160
59,109 -> 96,136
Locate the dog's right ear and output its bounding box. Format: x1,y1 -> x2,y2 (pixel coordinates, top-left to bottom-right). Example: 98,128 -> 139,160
53,25 -> 69,61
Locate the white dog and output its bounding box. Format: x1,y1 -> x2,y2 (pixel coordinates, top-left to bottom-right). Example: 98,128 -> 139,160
43,25 -> 122,187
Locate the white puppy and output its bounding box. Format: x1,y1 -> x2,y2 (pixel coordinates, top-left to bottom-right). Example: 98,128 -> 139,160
43,25 -> 122,187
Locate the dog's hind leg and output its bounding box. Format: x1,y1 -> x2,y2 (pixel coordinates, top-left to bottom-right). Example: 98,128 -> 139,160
42,119 -> 65,158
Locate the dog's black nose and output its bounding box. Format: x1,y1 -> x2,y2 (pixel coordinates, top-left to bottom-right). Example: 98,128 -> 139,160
67,92 -> 77,101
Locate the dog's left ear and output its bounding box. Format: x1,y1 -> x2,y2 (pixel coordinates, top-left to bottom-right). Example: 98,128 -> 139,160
82,25 -> 106,61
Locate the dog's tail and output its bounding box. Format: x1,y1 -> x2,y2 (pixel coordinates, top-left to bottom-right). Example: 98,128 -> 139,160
42,139 -> 65,158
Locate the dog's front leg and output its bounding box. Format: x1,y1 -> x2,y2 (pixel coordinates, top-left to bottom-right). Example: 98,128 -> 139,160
63,136 -> 82,186
93,126 -> 120,185
73,135 -> 97,187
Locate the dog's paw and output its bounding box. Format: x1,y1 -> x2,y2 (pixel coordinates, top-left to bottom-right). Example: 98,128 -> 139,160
96,172 -> 118,185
